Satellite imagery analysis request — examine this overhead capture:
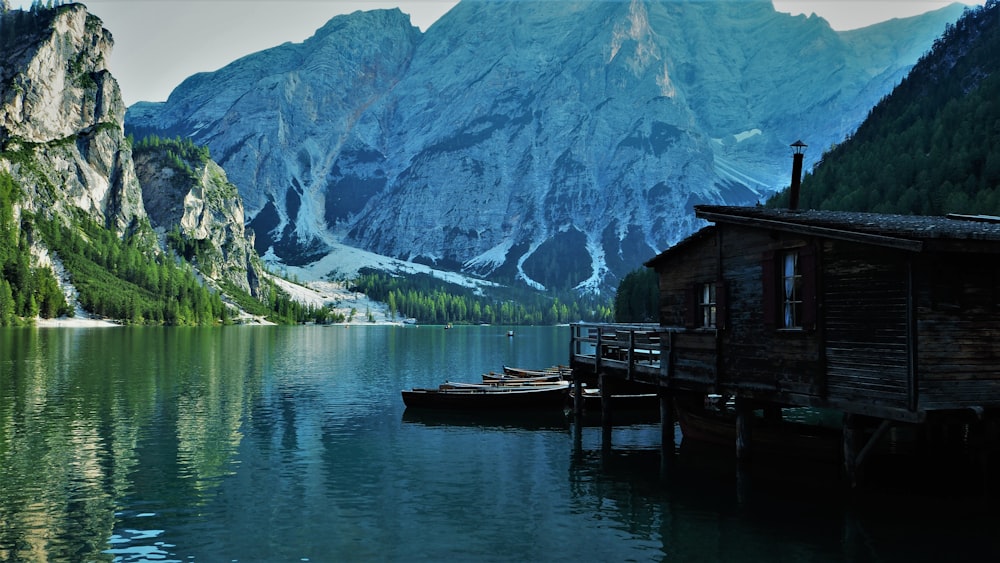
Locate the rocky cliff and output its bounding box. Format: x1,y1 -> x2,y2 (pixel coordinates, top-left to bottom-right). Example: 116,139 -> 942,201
126,0 -> 967,294
132,138 -> 264,297
0,3 -> 145,234
0,4 -> 266,317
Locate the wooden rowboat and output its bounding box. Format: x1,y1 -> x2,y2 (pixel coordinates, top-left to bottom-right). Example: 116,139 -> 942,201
444,380 -> 568,388
401,381 -> 570,410
482,371 -> 564,383
501,364 -> 571,378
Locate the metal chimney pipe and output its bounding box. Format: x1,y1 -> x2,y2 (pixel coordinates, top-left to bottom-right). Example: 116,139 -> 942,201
789,140 -> 807,210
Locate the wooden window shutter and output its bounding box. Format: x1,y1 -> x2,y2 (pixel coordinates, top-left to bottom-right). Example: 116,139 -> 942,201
684,284 -> 697,328
800,245 -> 818,329
761,251 -> 776,328
716,280 -> 727,330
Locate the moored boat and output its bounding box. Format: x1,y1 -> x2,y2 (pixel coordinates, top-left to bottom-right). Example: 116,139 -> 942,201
501,364 -> 571,378
401,380 -> 570,410
482,371 -> 564,383
444,379 -> 568,388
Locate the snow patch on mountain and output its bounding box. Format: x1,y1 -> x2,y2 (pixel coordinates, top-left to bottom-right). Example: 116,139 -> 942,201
272,241 -> 498,296
465,239 -> 515,273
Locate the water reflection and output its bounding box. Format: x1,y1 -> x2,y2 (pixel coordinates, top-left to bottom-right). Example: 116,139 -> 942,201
0,327 -> 267,561
5,325 -> 1000,562
567,422 -> 1000,563
2,329 -> 128,561
402,408 -> 572,431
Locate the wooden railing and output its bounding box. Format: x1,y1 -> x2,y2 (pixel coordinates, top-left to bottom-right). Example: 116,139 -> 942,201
570,323 -> 672,380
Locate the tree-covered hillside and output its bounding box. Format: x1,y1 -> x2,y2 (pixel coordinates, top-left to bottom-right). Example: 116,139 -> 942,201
0,172 -> 71,325
768,0 -> 1000,214
351,269 -> 614,325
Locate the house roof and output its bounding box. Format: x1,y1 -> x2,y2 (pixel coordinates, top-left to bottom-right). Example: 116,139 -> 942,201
693,206 -> 1000,253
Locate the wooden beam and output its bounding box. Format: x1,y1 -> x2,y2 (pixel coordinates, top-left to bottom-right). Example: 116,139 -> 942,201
856,419 -> 892,470
696,209 -> 924,252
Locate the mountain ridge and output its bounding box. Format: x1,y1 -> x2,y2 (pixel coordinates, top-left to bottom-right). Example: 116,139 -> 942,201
125,1 -> 964,294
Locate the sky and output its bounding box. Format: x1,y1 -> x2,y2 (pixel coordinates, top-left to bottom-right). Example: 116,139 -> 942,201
10,1 -> 988,106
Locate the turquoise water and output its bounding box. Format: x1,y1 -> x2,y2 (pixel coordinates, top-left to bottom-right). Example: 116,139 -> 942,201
1,325 -> 998,562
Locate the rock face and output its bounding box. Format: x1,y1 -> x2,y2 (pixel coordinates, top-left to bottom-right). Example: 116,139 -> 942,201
126,8 -> 422,265
126,0 -> 966,294
0,4 -> 144,234
133,143 -> 263,297
0,5 -> 264,306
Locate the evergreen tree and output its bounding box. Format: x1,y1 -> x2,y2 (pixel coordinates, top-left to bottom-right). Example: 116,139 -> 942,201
0,279 -> 14,326
614,268 -> 659,323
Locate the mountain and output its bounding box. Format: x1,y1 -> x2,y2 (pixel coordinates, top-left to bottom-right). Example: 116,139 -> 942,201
126,0 -> 966,295
0,4 -> 273,325
769,0 -> 1000,215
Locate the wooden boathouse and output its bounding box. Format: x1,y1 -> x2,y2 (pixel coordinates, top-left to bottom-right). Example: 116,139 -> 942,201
570,205 -> 1000,483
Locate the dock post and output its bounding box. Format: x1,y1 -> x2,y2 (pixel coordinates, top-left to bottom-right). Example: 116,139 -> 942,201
659,389 -> 675,451
735,397 -> 753,463
659,388 -> 676,480
843,413 -> 858,488
573,371 -> 584,419
600,372 -> 613,432
734,397 -> 754,503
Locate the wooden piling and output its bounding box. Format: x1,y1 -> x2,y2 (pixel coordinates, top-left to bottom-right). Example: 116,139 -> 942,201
659,389 -> 674,451
600,372 -> 612,431
843,413 -> 858,488
735,397 -> 753,463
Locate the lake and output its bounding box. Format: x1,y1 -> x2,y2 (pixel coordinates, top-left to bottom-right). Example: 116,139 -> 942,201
1,325 -> 999,562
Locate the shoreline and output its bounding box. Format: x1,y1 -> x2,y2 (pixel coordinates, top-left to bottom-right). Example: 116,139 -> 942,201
33,317 -> 121,328
30,316 -> 409,328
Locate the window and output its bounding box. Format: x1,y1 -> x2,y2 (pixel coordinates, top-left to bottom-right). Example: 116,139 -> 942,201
700,282 -> 717,328
685,280 -> 725,330
762,245 -> 817,331
781,251 -> 802,328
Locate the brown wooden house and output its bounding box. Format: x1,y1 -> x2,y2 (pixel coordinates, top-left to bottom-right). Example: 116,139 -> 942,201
646,204 -> 1000,423
568,202 -> 1000,480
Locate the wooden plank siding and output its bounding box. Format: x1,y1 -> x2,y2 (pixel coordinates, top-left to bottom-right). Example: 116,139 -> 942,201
822,242 -> 910,409
716,226 -> 824,401
669,332 -> 717,386
654,229 -> 719,328
653,229 -> 720,388
915,253 -> 1000,410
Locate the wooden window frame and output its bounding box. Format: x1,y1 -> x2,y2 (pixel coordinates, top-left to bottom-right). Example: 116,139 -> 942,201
700,282 -> 717,328
781,251 -> 803,329
762,245 -> 817,331
686,280 -> 726,330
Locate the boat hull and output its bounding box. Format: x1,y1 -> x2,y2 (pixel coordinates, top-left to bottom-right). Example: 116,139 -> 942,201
401,383 -> 570,411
